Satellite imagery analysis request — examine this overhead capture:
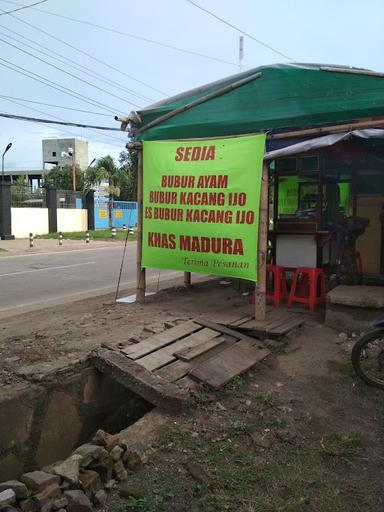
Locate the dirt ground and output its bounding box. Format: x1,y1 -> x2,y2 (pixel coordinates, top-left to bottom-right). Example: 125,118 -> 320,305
2,279 -> 384,510
113,321 -> 384,512
0,278 -> 250,387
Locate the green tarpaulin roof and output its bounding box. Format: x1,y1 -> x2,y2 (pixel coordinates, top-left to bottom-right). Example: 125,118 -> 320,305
133,63 -> 384,141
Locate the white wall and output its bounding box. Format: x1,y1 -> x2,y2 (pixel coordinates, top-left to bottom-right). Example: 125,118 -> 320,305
11,208 -> 49,238
57,209 -> 88,232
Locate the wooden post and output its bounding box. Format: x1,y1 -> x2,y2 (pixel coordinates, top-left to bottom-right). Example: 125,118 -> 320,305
136,147 -> 146,303
255,162 -> 269,321
184,271 -> 191,288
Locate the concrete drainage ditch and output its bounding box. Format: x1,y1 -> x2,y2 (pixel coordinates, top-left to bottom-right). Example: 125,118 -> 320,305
0,359 -> 169,512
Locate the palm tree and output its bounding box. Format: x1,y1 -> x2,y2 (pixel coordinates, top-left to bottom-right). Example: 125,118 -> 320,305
85,155 -> 125,229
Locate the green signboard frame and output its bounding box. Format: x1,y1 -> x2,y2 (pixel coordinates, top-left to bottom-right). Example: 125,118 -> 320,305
142,134 -> 266,282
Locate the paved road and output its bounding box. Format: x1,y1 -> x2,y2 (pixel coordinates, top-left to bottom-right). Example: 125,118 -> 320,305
0,243 -> 180,319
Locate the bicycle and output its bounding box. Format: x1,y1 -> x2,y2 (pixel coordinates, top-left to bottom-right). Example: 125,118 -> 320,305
351,317 -> 384,389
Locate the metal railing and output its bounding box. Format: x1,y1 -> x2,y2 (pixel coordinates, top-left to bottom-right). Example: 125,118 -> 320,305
56,190 -> 84,209
11,185 -> 46,208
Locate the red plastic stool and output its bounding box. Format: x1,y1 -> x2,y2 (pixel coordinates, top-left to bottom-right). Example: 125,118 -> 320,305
252,264 -> 288,308
288,267 -> 326,312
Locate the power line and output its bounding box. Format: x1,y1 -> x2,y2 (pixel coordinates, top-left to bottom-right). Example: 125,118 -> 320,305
0,111 -> 121,131
0,34 -> 142,108
2,0 -> 244,69
0,1 -> 168,96
0,0 -> 46,15
1,97 -> 106,142
2,96 -> 125,144
0,95 -> 112,117
0,56 -> 126,115
186,0 -> 295,62
0,25 -> 155,103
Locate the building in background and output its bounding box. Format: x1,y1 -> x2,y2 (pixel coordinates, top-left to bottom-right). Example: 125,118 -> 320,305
42,138 -> 89,170
2,138 -> 90,188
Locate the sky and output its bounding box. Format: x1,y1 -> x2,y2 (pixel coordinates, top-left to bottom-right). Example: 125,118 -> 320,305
0,0 -> 383,170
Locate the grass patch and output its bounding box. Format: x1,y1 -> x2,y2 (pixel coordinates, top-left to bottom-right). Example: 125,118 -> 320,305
0,248 -> 7,255
255,392 -> 284,409
115,434 -> 374,512
216,374 -> 249,398
111,361 -> 381,511
320,432 -> 362,460
38,229 -> 136,241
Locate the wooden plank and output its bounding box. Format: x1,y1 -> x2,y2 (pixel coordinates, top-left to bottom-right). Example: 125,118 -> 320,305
264,311 -> 292,330
197,317 -> 267,343
268,315 -> 304,335
206,311 -> 252,327
175,336 -> 226,361
123,320 -> 201,359
240,319 -> 268,329
239,309 -> 289,331
136,328 -> 219,372
190,340 -> 270,389
156,359 -> 191,382
91,349 -> 188,412
156,334 -> 239,383
229,314 -> 254,327
196,318 -> 261,344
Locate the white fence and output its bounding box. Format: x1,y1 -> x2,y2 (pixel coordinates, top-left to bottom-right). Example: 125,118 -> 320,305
57,209 -> 87,233
11,208 -> 88,238
11,208 -> 49,238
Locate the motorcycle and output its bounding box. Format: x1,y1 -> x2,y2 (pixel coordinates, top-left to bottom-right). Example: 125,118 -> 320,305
351,317 -> 384,388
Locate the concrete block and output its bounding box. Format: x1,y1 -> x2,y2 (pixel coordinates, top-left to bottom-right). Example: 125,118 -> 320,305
0,480 -> 28,500
0,489 -> 16,508
21,471 -> 60,492
64,490 -> 93,512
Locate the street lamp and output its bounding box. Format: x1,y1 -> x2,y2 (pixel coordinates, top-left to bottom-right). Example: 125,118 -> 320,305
87,157 -> 96,169
61,147 -> 76,191
2,142 -> 12,182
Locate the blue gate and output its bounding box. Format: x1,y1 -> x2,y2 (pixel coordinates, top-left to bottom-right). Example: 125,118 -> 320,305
95,200 -> 138,229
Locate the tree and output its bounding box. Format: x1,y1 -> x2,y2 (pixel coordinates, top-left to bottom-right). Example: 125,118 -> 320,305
43,164 -> 84,191
118,149 -> 137,201
85,155 -> 126,228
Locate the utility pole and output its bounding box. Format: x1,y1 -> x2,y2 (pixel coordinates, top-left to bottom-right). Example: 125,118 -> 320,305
71,149 -> 76,191
239,35 -> 244,72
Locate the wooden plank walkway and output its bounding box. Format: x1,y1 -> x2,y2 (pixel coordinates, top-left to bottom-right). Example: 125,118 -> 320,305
232,307 -> 305,336
94,306 -> 307,406
94,317 -> 270,406
190,339 -> 270,389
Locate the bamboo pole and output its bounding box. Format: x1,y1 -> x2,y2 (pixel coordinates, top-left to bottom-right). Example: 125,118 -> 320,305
136,148 -> 146,303
269,117 -> 384,141
184,272 -> 191,288
135,72 -> 262,135
126,116 -> 384,148
255,162 -> 269,321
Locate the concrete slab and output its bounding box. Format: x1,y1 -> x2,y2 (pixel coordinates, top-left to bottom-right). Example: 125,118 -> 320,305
327,285 -> 384,308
